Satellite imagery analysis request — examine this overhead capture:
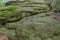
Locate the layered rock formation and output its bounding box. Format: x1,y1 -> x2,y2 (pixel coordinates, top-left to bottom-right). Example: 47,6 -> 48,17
0,0 -> 60,40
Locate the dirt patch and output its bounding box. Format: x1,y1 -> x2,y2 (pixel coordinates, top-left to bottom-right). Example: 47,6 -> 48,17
0,34 -> 9,40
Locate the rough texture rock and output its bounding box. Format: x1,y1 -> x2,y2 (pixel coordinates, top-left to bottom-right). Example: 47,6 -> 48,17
51,0 -> 60,11
15,13 -> 60,40
0,0 -> 60,40
4,12 -> 60,40
7,30 -> 16,40
0,0 -> 51,24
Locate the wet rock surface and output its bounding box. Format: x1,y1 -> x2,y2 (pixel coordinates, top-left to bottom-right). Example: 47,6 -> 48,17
0,0 -> 60,40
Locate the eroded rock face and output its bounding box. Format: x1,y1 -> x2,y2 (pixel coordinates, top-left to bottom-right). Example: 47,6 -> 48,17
4,13 -> 60,40
16,13 -> 60,40
0,0 -> 60,40
0,0 -> 51,24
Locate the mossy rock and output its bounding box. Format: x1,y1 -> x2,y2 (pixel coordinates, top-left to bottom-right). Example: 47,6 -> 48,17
0,27 -> 8,35
51,0 -> 60,11
0,5 -> 18,11
7,30 -> 16,40
0,5 -> 22,23
5,22 -> 18,29
5,13 -> 60,40
0,0 -> 52,24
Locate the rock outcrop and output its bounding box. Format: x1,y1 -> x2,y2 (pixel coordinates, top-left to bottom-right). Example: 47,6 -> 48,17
0,0 -> 60,40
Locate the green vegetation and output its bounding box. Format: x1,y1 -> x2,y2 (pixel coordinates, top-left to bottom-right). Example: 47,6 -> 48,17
0,5 -> 18,11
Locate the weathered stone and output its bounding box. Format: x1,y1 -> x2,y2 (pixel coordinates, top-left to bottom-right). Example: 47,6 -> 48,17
7,30 -> 16,40
16,13 -> 60,40
5,23 -> 17,29
0,28 -> 8,35
0,0 -> 52,24
17,0 -> 51,13
0,0 -> 60,40
45,0 -> 53,4
0,5 -> 22,23
51,0 -> 60,11
29,0 -> 45,3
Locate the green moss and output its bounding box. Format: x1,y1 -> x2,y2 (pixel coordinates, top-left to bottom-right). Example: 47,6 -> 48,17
0,5 -> 18,11
0,5 -> 20,23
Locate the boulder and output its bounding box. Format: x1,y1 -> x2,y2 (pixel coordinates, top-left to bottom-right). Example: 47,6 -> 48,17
0,0 -> 60,40
15,13 -> 60,40
5,12 -> 60,40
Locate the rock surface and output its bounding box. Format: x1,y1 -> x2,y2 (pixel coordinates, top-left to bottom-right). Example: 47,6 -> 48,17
51,0 -> 60,11
0,0 -> 60,40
